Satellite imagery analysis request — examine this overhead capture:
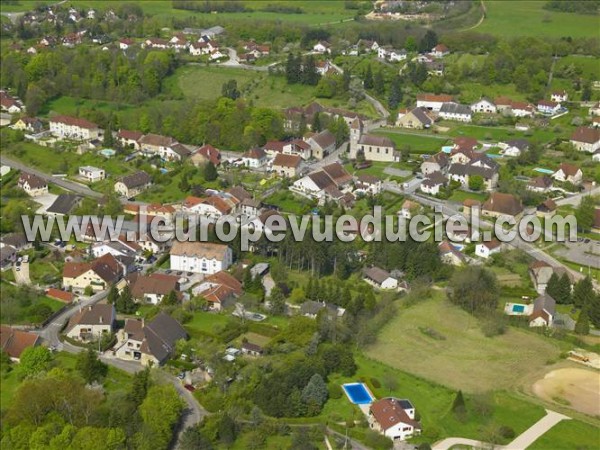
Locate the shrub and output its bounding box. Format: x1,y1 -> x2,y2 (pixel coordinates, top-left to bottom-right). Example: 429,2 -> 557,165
499,425 -> 515,439
328,383 -> 343,400
370,377 -> 381,389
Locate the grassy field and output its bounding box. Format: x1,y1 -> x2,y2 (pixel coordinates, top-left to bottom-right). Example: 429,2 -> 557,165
474,1 -> 600,38
263,190 -> 314,215
448,190 -> 488,203
528,418 -> 600,450
374,130 -> 449,154
367,291 -> 563,393
0,1 -> 52,12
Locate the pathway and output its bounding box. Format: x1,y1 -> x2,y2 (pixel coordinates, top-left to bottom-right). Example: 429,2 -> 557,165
461,0 -> 487,32
432,409 -> 570,450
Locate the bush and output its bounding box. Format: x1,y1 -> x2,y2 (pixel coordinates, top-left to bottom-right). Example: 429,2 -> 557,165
370,377 -> 381,389
499,425 -> 515,439
328,383 -> 343,399
363,430 -> 393,449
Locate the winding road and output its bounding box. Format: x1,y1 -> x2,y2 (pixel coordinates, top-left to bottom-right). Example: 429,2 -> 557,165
35,291 -> 208,449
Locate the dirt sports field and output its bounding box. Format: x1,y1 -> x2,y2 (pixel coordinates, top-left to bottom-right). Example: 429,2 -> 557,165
532,368 -> 600,416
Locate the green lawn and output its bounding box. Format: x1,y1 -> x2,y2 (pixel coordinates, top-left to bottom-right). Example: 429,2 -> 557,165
366,291 -> 562,393
184,311 -> 234,339
263,190 -> 314,215
528,418 -> 600,450
474,1 -> 600,38
448,190 -> 488,203
373,130 -> 449,154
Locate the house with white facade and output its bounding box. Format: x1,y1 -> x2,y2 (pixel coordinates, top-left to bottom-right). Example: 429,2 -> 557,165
529,294 -> 556,327
114,171 -> 152,198
475,239 -> 503,259
420,171 -> 447,196
79,166 -> 105,183
551,90 -> 568,102
471,98 -> 497,114
170,241 -> 232,274
570,127 -> 600,153
537,100 -> 562,115
552,163 -> 583,185
313,41 -> 331,54
242,147 -> 267,168
439,103 -> 472,122
416,93 -> 454,111
64,304 -> 116,342
138,133 -> 178,156
369,398 -> 421,441
363,266 -> 399,290
49,115 -> 100,140
272,153 -> 302,178
118,129 -> 143,150
18,172 -> 48,196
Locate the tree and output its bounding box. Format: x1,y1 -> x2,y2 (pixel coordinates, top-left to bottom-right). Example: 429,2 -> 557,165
221,79 -> 240,100
448,267 -> 499,315
388,76 -> 403,109
468,175 -> 484,191
116,285 -> 136,314
546,272 -> 571,304
203,161 -> 218,182
18,346 -> 53,378
363,64 -> 374,89
84,285 -> 94,297
587,293 -> 600,328
575,196 -> 595,232
382,372 -> 399,394
269,286 -> 286,316
311,112 -> 322,132
137,385 -> 184,449
107,285 -> 119,305
451,390 -> 466,417
129,367 -> 151,406
405,36 -> 417,52
373,69 -> 385,95
574,309 -> 590,335
76,348 -> 108,384
162,290 -> 179,306
103,123 -> 114,148
179,173 -> 190,192
217,413 -> 237,445
572,276 -> 594,309
180,426 -> 213,450
581,82 -> 592,101
301,373 -> 328,409
419,30 -> 438,53
302,55 -> 320,86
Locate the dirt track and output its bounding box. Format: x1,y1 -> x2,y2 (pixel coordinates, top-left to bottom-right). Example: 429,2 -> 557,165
532,368 -> 600,416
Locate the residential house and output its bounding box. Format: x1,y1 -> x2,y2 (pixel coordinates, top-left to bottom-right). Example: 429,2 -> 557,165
194,271 -> 242,311
453,136 -> 479,152
439,103 -> 472,122
170,241 -> 232,274
431,43 -> 449,57
18,172 -> 48,196
65,304 -> 116,341
416,93 -> 454,111
284,139 -> 313,160
138,133 -> 178,156
537,100 -> 561,115
570,127 -> 600,153
399,200 -> 421,219
241,342 -> 264,356
118,129 -> 143,150
0,326 -> 40,361
143,38 -> 169,49
12,117 -> 43,133
79,166 -> 105,182
119,38 -> 133,50
191,144 -> 221,166
114,171 -> 152,198
313,41 -> 331,54
481,192 -> 524,220
551,90 -> 568,102
46,194 -> 81,217
537,199 -> 557,218
529,293 -> 556,327
127,272 -> 180,305
1,233 -> 32,252
355,174 -> 382,195
183,195 -> 234,221
300,300 -> 344,319
291,162 -> 352,203
509,101 -> 535,118
527,176 -> 553,193
306,130 -> 337,160
91,237 -> 140,259
396,107 -> 433,129
363,266 -> 399,290
189,41 -> 208,56
0,244 -> 16,271
63,253 -> 123,293
475,239 -> 503,259
421,152 -> 449,176
529,261 -> 554,294
49,115 -> 100,140
420,171 -> 447,196
448,155 -> 499,191
115,312 -> 188,366
378,47 -> 407,61
0,92 -> 24,113
552,163 -> 583,185
369,398 -> 421,441
438,241 -> 466,266
272,153 -> 302,178
242,147 -> 268,168
500,139 -> 529,157
471,98 -> 497,114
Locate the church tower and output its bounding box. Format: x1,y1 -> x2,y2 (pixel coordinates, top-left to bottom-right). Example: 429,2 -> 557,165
349,117 -> 363,159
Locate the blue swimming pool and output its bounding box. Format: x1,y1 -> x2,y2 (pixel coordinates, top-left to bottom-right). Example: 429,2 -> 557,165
342,383 -> 374,404
100,148 -> 116,158
534,168 -> 554,175
441,146 -> 453,153
512,304 -> 525,313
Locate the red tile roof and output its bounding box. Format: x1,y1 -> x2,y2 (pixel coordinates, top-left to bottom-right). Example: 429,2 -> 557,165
0,326 -> 40,359
50,115 -> 98,130
46,288 -> 74,303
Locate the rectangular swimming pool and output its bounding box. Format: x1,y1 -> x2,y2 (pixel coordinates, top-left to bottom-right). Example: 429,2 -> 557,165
342,383 -> 374,404
512,304 -> 525,313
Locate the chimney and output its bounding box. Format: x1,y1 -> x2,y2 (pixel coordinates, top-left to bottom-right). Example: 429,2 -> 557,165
88,305 -> 93,311
99,315 -> 103,324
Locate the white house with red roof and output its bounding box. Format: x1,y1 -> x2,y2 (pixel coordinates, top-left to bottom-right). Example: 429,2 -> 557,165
369,397 -> 421,441
431,43 -> 449,58
552,163 -> 583,185
475,239 -> 503,259
49,115 -> 100,140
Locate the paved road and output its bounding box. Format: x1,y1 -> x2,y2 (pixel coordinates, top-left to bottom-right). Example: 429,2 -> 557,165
1,156 -> 103,199
555,186 -> 600,207
212,47 -> 278,72
35,291 -> 208,448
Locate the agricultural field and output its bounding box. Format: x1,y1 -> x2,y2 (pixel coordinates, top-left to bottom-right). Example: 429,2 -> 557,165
367,291 -> 564,393
473,1 -> 600,39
